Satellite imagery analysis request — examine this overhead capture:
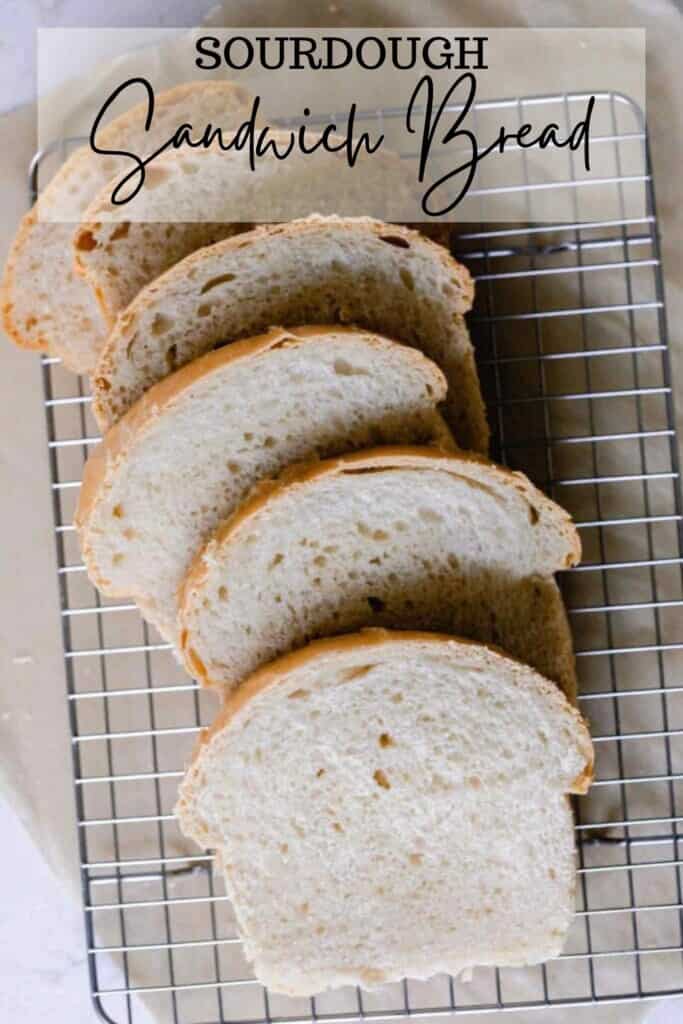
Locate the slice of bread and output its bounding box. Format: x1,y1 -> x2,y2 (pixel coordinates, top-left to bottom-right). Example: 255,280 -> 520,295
176,628 -> 593,996
73,139 -> 423,330
179,447 -> 581,701
1,81 -> 253,371
75,328 -> 450,642
92,216 -> 485,450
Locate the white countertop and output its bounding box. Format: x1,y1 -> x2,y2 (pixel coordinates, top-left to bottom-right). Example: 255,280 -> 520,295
0,0 -> 217,114
0,792 -> 157,1024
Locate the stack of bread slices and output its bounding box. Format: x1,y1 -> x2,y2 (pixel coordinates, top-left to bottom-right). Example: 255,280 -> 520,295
2,83 -> 593,997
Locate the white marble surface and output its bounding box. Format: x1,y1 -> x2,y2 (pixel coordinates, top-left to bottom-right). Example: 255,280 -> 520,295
0,0 -> 217,113
0,792 -> 156,1024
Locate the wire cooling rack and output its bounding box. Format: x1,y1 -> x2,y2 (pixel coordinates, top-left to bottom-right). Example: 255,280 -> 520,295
34,91 -> 683,1022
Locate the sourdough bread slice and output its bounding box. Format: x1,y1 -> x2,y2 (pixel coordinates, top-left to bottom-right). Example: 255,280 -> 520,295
1,81 -> 253,371
75,329 -> 449,642
92,216 -> 484,450
73,139 -> 423,329
179,447 -> 581,701
176,629 -> 593,996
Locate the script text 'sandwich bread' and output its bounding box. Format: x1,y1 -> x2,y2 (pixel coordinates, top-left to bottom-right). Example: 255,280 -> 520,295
73,137 -> 427,330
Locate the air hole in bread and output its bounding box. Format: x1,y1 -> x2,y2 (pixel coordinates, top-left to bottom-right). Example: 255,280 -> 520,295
333,358 -> 369,377
269,553 -> 284,569
110,222 -> 130,242
76,230 -> 97,251
357,522 -> 389,541
367,596 -> 385,613
529,505 -> 540,525
315,768 -> 325,778
400,268 -> 415,291
379,732 -> 394,748
165,345 -> 177,373
112,504 -> 124,518
288,688 -> 309,700
379,234 -> 410,249
218,586 -> 229,601
151,313 -> 172,336
419,506 -> 442,523
373,768 -> 391,789
200,273 -> 236,294
263,436 -> 276,449
197,303 -> 212,317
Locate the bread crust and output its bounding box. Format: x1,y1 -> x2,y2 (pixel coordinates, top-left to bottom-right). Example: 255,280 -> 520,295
75,328 -> 448,598
1,81 -> 253,355
177,629 -> 594,855
1,209 -> 45,349
179,444 -> 581,609
93,215 -> 477,433
73,137 -> 426,325
178,445 -> 581,702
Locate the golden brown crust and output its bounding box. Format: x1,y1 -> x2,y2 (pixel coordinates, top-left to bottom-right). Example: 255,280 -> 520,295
179,629 -> 593,818
109,215 -> 474,328
1,81 -> 254,353
1,210 -> 48,350
75,143 -> 452,339
94,215 -> 475,402
75,328 -> 448,587
178,445 -> 582,648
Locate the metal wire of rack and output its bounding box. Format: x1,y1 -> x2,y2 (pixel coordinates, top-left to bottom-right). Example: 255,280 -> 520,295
34,90 -> 683,1022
